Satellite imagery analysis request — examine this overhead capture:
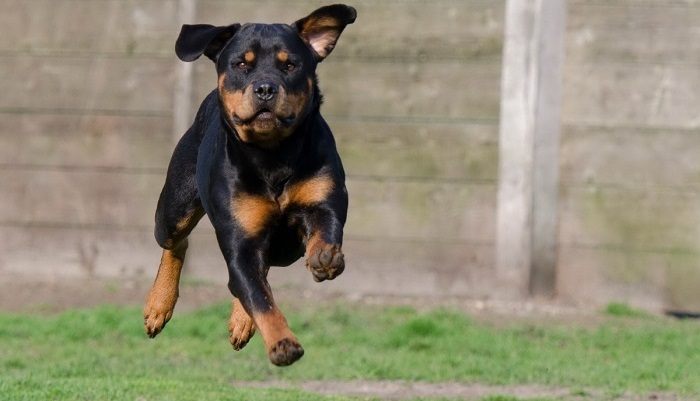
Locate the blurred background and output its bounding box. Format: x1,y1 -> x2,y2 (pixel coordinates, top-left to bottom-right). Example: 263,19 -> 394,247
1,0 -> 699,313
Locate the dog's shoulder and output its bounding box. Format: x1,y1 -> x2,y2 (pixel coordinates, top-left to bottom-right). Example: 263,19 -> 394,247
190,89 -> 220,134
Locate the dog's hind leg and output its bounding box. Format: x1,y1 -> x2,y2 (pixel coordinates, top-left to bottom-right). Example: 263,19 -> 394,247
144,240 -> 189,338
144,128 -> 205,338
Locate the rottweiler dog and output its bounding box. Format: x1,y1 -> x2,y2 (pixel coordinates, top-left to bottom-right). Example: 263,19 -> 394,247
143,4 -> 356,367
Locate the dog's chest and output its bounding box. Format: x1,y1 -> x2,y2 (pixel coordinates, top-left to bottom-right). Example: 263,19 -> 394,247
229,171 -> 333,238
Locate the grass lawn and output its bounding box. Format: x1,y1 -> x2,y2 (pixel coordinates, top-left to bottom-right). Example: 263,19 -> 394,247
1,300 -> 699,400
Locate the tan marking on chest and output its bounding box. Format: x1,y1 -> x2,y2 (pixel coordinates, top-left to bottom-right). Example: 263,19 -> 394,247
279,174 -> 334,209
231,194 -> 279,237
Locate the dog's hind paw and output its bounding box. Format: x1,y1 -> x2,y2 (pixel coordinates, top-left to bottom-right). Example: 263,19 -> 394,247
268,338 -> 304,366
307,245 -> 344,282
228,299 -> 256,350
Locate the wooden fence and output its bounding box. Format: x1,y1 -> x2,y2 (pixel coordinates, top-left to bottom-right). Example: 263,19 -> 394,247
1,0 -> 699,311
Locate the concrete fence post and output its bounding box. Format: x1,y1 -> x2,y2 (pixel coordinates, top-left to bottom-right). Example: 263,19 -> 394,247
172,0 -> 198,144
495,0 -> 566,297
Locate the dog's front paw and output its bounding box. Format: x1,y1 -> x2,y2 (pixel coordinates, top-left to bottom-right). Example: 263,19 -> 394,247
268,338 -> 304,366
307,245 -> 345,282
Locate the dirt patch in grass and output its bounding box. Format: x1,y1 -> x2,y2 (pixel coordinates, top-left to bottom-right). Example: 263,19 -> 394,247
238,380 -> 691,401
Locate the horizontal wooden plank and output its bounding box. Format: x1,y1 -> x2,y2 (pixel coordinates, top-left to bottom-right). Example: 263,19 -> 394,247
560,125 -> 700,187
168,220 -> 497,297
569,1 -> 700,17
562,63 -> 700,127
556,246 -> 691,311
0,224 -> 160,280
567,2 -> 700,65
269,239 -> 496,298
0,55 -> 176,113
0,169 -> 163,229
0,169 -> 496,244
0,223 -> 496,298
570,0 -> 700,5
0,114 -> 172,169
197,0 -> 504,61
559,186 -> 700,251
331,119 -> 498,181
0,0 -> 179,56
0,114 -> 497,180
346,179 -> 496,243
320,59 -> 501,119
1,1 -> 503,61
193,60 -> 502,120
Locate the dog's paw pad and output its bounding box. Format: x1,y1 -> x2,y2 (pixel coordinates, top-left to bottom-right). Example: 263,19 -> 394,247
268,338 -> 304,366
307,245 -> 344,282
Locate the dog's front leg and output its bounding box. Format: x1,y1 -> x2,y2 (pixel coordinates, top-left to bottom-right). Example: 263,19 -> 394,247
216,228 -> 304,366
299,187 -> 348,283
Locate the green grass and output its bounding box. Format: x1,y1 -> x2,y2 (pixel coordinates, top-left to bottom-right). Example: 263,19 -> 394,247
603,302 -> 653,318
1,302 -> 700,400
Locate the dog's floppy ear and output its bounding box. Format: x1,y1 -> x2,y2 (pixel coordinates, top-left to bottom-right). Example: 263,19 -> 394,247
175,23 -> 241,62
293,4 -> 356,61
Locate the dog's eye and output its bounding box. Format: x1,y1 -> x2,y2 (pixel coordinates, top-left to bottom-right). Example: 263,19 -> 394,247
284,63 -> 297,72
235,62 -> 249,71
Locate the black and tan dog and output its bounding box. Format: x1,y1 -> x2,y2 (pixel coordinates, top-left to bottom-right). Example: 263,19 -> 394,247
143,4 -> 356,367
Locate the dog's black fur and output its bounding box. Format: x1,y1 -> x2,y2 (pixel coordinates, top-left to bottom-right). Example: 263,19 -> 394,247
143,4 -> 356,366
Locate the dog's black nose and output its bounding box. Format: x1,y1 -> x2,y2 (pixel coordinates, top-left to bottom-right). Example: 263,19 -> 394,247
254,81 -> 278,101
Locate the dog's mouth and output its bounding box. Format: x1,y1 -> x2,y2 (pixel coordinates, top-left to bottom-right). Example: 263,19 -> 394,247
233,108 -> 295,127
254,110 -> 275,121
229,108 -> 298,147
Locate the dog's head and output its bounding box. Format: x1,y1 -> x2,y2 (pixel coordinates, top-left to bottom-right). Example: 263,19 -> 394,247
175,4 -> 356,148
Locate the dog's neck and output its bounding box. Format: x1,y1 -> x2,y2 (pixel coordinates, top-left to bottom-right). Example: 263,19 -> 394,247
223,111 -> 321,194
